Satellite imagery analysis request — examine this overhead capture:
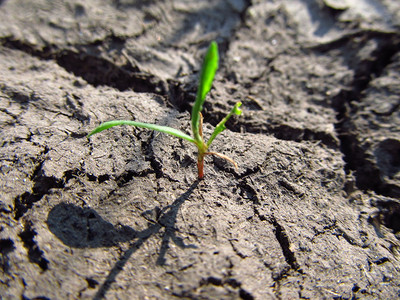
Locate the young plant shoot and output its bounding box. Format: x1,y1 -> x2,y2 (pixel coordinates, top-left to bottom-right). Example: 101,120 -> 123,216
88,41 -> 242,179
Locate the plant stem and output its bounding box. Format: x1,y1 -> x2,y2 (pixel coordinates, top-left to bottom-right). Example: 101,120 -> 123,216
197,153 -> 205,179
196,112 -> 207,179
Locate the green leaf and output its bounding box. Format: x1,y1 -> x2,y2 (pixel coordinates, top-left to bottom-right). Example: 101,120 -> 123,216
207,102 -> 242,147
191,41 -> 219,142
88,120 -> 196,144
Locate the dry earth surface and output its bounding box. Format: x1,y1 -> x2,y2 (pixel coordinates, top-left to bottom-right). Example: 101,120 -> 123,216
1,0 -> 400,299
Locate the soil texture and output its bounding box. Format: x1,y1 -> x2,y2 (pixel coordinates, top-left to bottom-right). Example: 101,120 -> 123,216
1,0 -> 400,299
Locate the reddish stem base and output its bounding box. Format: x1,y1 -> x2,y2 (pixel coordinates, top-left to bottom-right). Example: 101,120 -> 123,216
197,157 -> 204,179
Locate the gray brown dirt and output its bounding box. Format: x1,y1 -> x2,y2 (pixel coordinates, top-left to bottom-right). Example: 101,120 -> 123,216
1,0 -> 400,299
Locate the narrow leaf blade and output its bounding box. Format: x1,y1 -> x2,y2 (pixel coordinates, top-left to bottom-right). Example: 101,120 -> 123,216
197,41 -> 219,102
88,120 -> 196,143
207,102 -> 242,147
191,41 -> 219,141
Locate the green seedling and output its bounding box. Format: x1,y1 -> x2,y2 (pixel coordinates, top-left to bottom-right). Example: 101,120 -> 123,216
88,41 -> 242,179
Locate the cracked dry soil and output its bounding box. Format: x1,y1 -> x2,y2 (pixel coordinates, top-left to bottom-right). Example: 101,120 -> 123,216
1,0 -> 400,299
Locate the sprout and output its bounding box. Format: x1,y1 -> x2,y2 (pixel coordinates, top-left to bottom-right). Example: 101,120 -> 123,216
88,41 -> 242,179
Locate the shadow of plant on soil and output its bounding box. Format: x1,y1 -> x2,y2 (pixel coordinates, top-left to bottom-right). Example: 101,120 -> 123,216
47,180 -> 199,299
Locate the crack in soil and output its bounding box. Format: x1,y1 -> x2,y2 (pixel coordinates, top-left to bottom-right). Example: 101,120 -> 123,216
229,238 -> 248,259
0,36 -> 167,95
0,238 -> 15,273
226,119 -> 340,149
268,215 -> 301,271
238,178 -> 261,205
324,31 -> 400,197
198,276 -> 255,300
13,164 -> 104,220
254,207 -> 302,297
312,220 -> 360,246
237,176 -> 304,280
13,176 -> 63,220
0,84 -> 39,108
18,221 -> 49,271
64,93 -> 91,124
13,146 -> 54,220
56,49 -> 167,93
